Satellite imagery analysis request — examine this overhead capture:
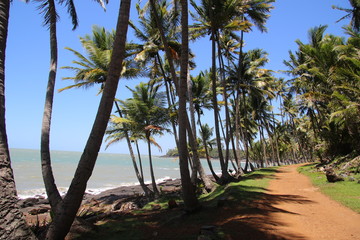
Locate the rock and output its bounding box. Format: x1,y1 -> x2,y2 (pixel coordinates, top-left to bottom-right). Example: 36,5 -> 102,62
325,169 -> 344,183
119,202 -> 138,212
168,199 -> 178,209
340,174 -> 348,179
18,198 -> 40,208
28,207 -> 50,215
111,198 -> 126,211
348,176 -> 356,182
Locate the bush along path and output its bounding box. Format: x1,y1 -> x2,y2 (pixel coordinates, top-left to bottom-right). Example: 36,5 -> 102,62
265,164 -> 360,240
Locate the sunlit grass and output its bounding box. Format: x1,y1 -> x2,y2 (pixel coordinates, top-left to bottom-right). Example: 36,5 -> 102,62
298,164 -> 360,213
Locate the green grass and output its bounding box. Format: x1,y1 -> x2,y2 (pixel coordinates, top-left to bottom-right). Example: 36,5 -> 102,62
298,164 -> 360,213
200,167 -> 278,205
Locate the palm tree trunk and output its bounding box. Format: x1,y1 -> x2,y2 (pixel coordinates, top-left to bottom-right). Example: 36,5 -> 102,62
135,141 -> 144,180
0,2 -> 36,238
41,0 -> 62,211
149,0 -> 178,90
146,133 -> 159,195
186,117 -> 214,191
179,0 -> 199,212
45,1 -> 131,238
115,102 -> 151,196
156,53 -> 179,147
198,114 -> 219,181
211,31 -> 230,183
217,40 -> 231,170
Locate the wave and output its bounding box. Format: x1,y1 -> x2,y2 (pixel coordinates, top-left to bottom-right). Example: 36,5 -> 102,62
17,176 -> 175,200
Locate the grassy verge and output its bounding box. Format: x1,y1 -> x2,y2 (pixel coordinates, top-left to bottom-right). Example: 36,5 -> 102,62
76,167 -> 279,240
298,163 -> 360,213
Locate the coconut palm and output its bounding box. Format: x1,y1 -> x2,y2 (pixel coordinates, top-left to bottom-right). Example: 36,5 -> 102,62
120,82 -> 170,196
199,124 -> 219,180
178,0 -> 199,211
30,0 -> 108,217
133,1 -> 214,191
191,0 -> 251,182
45,0 -> 131,238
60,25 -> 141,93
105,102 -> 153,197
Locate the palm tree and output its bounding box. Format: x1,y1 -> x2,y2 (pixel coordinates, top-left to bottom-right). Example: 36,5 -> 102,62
179,0 -> 199,211
191,0 -> 249,183
199,123 -> 219,180
45,0 -> 131,238
105,103 -> 153,197
333,0 -> 360,32
120,82 -> 170,196
60,25 -> 140,93
133,1 -> 214,191
32,0 -> 107,215
0,1 -> 37,238
129,1 -> 181,147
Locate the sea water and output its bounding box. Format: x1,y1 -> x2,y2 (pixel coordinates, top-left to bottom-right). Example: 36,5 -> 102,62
10,148 -> 223,199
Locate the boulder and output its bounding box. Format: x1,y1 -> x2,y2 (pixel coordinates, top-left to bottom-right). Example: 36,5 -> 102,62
325,168 -> 344,183
28,207 -> 50,215
119,202 -> 138,212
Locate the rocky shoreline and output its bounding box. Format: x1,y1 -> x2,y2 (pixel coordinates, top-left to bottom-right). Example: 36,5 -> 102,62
18,178 -> 183,227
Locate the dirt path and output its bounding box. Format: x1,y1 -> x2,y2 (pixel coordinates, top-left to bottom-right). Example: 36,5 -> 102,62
265,164 -> 360,240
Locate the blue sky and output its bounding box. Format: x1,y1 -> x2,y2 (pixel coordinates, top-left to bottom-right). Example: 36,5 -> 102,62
5,0 -> 351,156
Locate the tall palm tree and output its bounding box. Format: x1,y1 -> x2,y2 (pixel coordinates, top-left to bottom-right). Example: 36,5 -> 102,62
45,0 -> 131,238
191,0 -> 249,183
0,1 -> 37,238
333,0 -> 360,32
179,0 -> 199,211
33,0 -> 108,214
134,1 -> 214,191
120,82 -> 170,196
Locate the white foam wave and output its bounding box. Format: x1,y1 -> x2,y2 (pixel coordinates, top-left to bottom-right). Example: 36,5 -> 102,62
17,176 -> 175,199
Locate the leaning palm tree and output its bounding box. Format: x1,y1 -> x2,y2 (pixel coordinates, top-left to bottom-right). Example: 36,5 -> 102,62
120,82 -> 170,196
0,1 -> 37,238
45,0 -> 131,238
31,0 -> 108,216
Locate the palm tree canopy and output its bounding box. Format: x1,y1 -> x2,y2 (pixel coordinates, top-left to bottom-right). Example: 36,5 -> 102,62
60,25 -> 142,92
120,82 -> 171,137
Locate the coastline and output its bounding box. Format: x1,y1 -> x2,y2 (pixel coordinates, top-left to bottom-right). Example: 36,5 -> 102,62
18,178 -> 183,227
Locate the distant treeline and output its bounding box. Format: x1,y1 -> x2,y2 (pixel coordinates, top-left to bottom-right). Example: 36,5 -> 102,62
165,147 -> 244,159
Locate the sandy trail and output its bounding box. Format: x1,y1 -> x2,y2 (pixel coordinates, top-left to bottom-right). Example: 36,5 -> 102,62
266,164 -> 360,240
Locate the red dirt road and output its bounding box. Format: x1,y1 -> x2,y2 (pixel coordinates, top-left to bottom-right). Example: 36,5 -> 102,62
266,164 -> 360,240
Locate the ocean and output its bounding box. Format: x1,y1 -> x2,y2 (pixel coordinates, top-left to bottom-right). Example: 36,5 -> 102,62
10,148 -> 222,199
